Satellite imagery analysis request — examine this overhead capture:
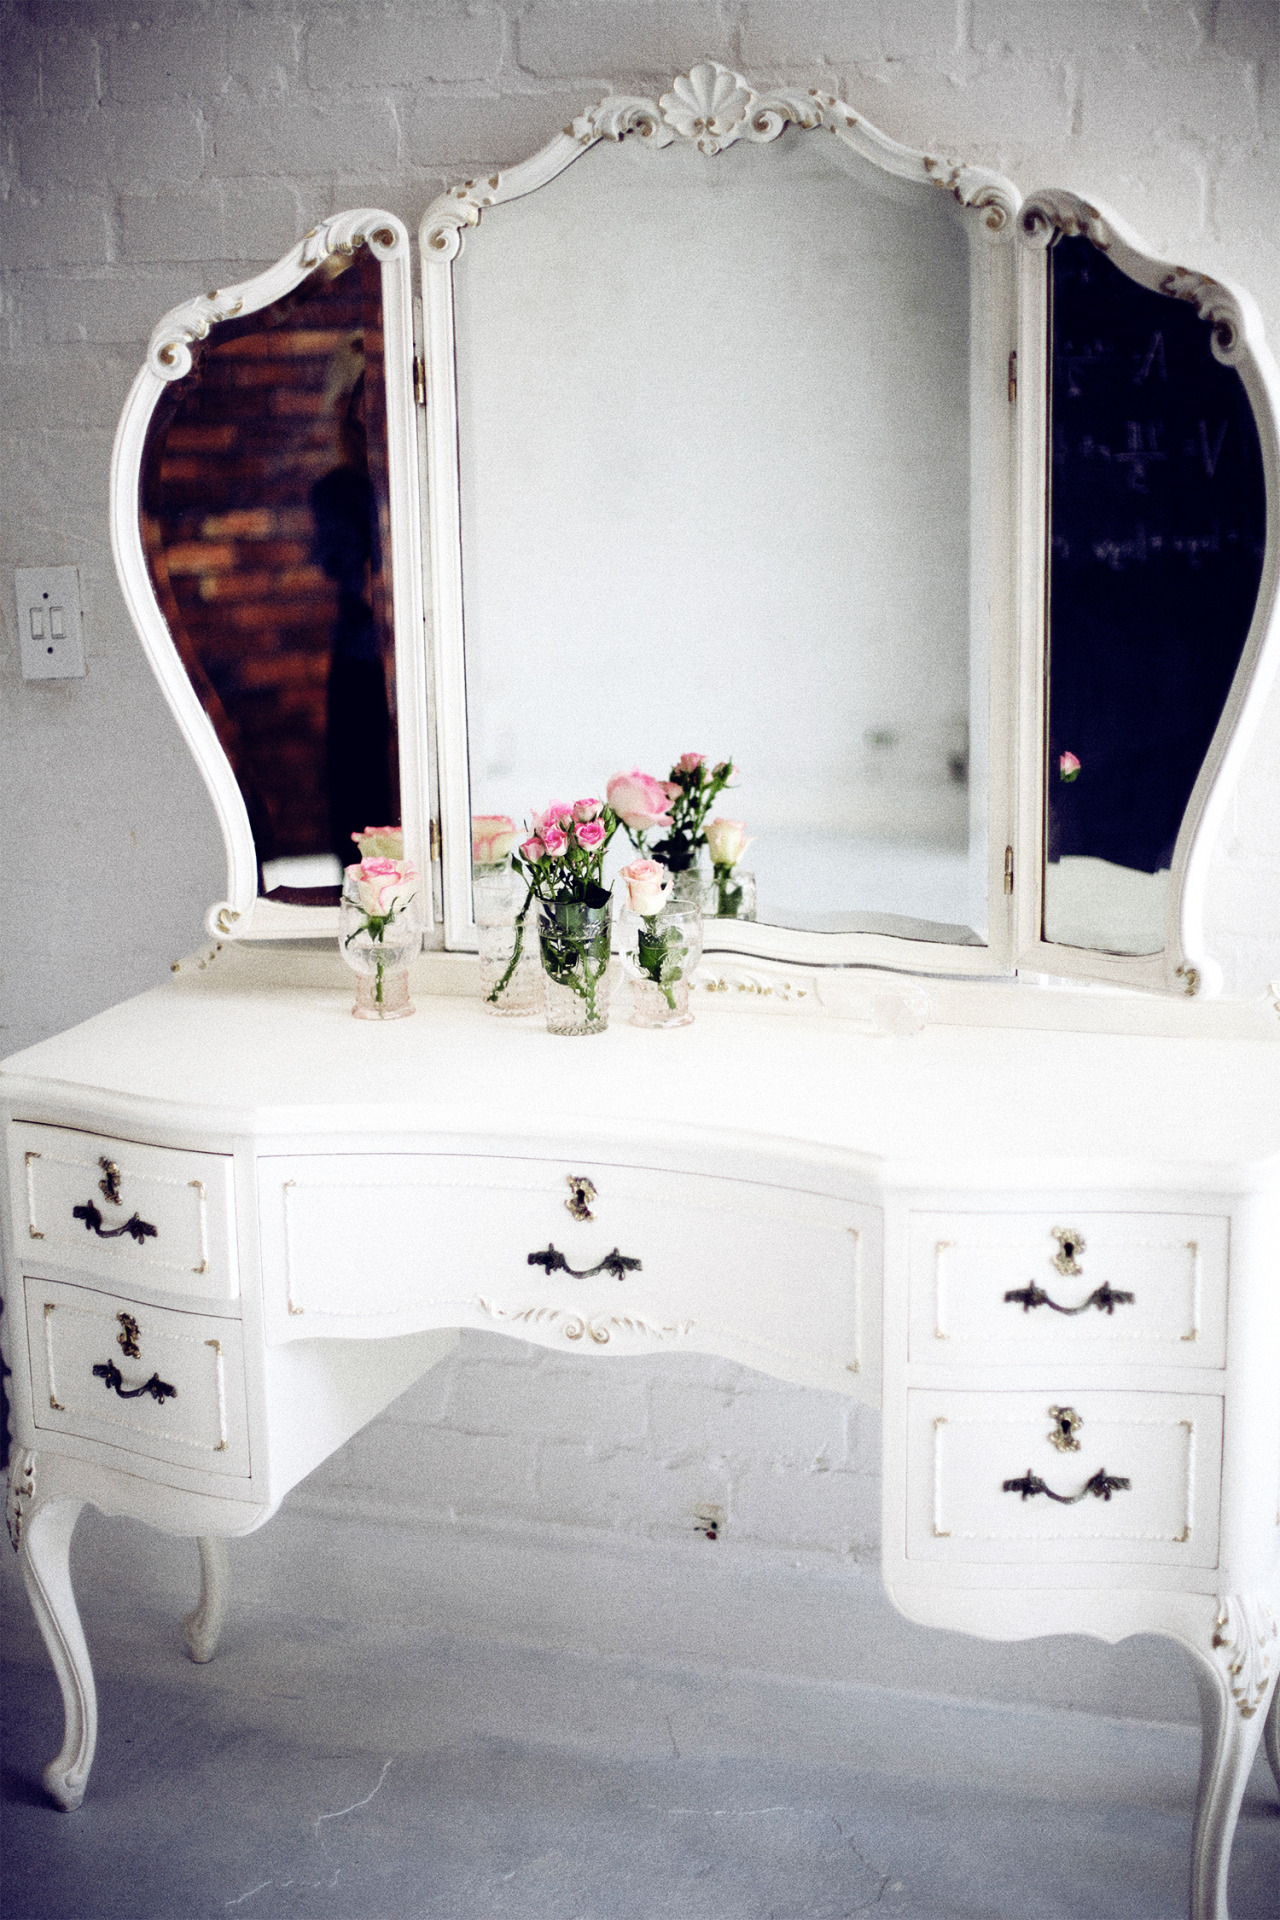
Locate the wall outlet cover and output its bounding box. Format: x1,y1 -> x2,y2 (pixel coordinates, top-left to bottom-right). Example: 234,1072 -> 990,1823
16,566 -> 87,680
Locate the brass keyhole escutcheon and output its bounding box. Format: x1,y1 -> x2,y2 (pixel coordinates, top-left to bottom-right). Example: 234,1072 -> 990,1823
116,1312 -> 142,1359
99,1157 -> 123,1206
1051,1227 -> 1085,1276
1048,1405 -> 1082,1453
565,1175 -> 597,1222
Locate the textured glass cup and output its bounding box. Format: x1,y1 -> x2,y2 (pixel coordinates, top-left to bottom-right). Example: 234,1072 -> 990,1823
474,865 -> 541,1016
706,867 -> 756,921
339,877 -> 422,1020
537,899 -> 612,1036
622,899 -> 703,1028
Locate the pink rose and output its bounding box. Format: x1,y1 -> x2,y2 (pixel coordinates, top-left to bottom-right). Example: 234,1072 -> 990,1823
620,858 -> 672,918
541,826 -> 569,857
1059,751 -> 1081,783
575,819 -> 606,851
350,826 -> 403,860
606,769 -> 674,832
573,798 -> 602,822
676,752 -> 705,775
471,814 -> 519,866
706,818 -> 752,868
520,835 -> 546,862
348,856 -> 418,918
535,801 -> 574,836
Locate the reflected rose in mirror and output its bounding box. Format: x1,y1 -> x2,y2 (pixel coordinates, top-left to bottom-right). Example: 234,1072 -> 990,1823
706,818 -> 752,869
606,770 -> 675,833
471,814 -> 518,868
352,825 -> 403,859
1059,752 -> 1081,784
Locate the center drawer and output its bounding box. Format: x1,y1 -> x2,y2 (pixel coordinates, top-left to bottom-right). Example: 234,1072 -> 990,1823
257,1154 -> 874,1389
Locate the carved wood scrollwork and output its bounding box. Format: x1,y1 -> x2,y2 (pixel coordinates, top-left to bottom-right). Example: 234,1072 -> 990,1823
1211,1595 -> 1279,1720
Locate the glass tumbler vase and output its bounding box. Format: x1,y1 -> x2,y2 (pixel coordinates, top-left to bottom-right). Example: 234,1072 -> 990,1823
474,866 -> 541,1016
339,880 -> 422,1020
622,900 -> 703,1029
706,867 -> 757,921
537,900 -> 613,1036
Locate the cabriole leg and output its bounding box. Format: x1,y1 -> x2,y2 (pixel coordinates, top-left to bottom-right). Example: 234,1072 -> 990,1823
1188,1603 -> 1279,1920
182,1535 -> 229,1664
1265,1670 -> 1280,1799
17,1493 -> 96,1812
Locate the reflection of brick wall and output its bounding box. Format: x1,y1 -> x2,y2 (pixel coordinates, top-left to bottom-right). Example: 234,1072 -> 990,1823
149,256 -> 385,862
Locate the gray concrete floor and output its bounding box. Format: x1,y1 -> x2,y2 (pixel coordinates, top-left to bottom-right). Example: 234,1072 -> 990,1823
3,1595 -> 1279,1920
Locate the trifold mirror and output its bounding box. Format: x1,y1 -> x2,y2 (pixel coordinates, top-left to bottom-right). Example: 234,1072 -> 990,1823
111,64 -> 1279,997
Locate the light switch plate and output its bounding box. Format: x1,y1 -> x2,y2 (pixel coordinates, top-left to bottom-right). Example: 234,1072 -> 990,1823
16,566 -> 87,680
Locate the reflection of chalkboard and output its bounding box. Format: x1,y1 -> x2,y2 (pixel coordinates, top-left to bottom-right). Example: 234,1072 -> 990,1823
1047,235 -> 1265,874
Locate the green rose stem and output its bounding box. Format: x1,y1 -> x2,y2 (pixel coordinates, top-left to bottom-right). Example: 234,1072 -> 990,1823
343,893 -> 415,1008
484,882 -> 535,1005
637,917 -> 685,1010
713,864 -> 743,919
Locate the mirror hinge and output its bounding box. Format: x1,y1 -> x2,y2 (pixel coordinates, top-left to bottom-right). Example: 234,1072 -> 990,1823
414,355 -> 427,408
429,819 -> 441,863
1007,350 -> 1017,404
1003,845 -> 1014,895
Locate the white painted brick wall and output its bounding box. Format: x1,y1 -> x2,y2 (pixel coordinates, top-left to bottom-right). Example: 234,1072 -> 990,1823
1,0 -> 1277,1712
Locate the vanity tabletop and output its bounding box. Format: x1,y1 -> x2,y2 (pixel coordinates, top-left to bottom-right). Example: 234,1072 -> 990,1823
3,947 -> 1280,1191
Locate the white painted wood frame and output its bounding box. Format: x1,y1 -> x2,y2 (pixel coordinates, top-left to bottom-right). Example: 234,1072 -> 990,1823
108,211 -> 428,944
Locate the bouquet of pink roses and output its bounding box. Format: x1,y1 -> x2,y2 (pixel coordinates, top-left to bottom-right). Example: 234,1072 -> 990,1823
514,799 -> 621,1029
649,752 -> 735,876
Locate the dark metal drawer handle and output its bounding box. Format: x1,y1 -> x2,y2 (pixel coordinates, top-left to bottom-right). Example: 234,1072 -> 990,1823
92,1358 -> 177,1403
528,1242 -> 642,1282
73,1198 -> 157,1245
1002,1467 -> 1130,1504
1004,1280 -> 1134,1316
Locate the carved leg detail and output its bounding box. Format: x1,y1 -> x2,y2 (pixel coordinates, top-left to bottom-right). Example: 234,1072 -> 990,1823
1265,1667 -> 1280,1801
182,1536 -> 229,1664
1187,1596 -> 1280,1920
18,1495 -> 96,1812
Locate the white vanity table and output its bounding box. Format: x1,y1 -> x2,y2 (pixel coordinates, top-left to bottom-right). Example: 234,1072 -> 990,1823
4,950 -> 1279,1918
4,59 -> 1280,1920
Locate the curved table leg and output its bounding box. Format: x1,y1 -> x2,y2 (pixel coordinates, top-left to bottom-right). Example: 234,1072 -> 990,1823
1188,1611 -> 1278,1920
181,1535 -> 229,1664
1265,1671 -> 1280,1800
18,1494 -> 95,1811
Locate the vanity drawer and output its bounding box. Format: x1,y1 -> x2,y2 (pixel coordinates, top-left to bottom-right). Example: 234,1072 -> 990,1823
24,1276 -> 250,1477
907,1211 -> 1228,1368
905,1388 -> 1222,1568
257,1155 -> 873,1389
9,1122 -> 237,1302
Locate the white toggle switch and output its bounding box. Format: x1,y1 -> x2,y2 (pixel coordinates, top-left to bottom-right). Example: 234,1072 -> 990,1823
15,567 -> 86,679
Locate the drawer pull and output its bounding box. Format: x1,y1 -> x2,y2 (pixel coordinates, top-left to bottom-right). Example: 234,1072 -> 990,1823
527,1242 -> 642,1282
91,1358 -> 178,1404
72,1198 -> 158,1245
1002,1466 -> 1130,1505
1003,1280 -> 1134,1316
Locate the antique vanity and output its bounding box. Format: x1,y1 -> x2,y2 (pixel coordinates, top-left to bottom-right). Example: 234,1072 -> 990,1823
3,65 -> 1279,1920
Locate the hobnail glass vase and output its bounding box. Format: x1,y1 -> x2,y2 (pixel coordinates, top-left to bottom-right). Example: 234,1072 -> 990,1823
622,899 -> 703,1029
474,866 -> 541,1016
706,866 -> 757,921
338,878 -> 422,1020
670,863 -> 706,908
537,899 -> 613,1036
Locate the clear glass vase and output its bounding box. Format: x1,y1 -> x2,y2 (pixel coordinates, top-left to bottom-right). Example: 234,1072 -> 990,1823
670,863 -> 706,908
537,899 -> 613,1036
474,866 -> 541,1016
706,866 -> 757,921
339,879 -> 422,1020
622,899 -> 703,1029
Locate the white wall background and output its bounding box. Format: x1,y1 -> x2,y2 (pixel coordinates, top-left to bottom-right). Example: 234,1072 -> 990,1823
2,0 -> 1278,1727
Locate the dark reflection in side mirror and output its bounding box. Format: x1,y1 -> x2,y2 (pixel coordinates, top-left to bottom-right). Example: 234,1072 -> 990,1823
141,245 -> 399,902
